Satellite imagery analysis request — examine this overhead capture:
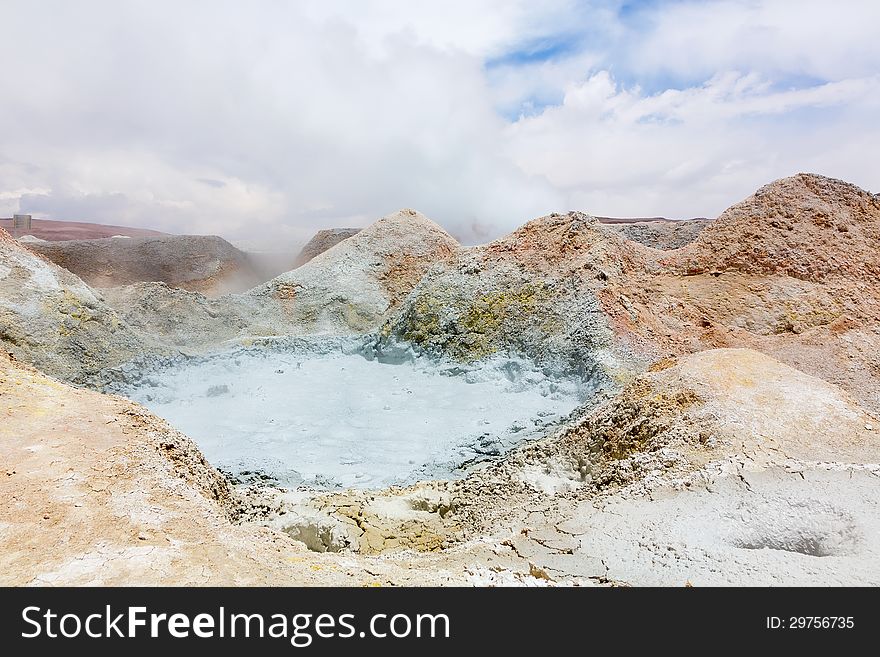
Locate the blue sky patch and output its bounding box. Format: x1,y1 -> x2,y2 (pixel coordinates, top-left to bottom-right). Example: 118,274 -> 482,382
485,34 -> 584,70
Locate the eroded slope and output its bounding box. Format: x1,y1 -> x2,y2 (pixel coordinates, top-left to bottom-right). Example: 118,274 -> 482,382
0,228 -> 159,383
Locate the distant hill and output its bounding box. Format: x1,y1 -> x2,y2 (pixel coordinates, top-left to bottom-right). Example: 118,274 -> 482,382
24,234 -> 263,296
0,217 -> 166,241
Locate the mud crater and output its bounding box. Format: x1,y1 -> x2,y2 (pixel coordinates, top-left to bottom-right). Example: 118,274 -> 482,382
115,338 -> 589,490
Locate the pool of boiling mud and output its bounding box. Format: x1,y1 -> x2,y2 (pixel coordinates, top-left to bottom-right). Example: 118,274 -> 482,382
117,339 -> 588,489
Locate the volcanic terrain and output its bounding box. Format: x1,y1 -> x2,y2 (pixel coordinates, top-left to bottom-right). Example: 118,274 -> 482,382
2,173 -> 878,586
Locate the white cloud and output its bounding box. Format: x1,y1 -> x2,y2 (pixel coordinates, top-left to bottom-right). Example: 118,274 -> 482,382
627,0 -> 880,81
0,1 -> 877,248
508,70 -> 880,218
299,0 -> 583,57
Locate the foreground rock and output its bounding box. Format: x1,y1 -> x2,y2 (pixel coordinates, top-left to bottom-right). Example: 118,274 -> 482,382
518,348 -> 880,585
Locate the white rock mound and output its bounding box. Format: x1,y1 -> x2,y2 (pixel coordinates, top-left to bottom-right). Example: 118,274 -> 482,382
240,208 -> 460,335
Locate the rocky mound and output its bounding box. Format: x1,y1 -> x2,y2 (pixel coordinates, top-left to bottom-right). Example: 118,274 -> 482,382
235,208 -> 460,336
602,218 -> 711,250
99,282 -> 251,350
383,175 -> 880,414
449,346 -> 877,534
24,234 -> 263,296
382,211 -> 649,382
294,228 -> 361,267
501,348 -> 880,585
0,228 -> 158,383
16,235 -> 47,244
554,348 -> 878,477
669,173 -> 880,281
598,174 -> 880,410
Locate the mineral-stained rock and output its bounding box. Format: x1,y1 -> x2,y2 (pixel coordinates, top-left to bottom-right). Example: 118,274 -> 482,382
382,211 -> 645,383
382,176 -> 880,415
551,347 -> 880,482
248,208 -> 459,334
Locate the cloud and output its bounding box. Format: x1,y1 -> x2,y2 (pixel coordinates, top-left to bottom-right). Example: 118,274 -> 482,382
508,69 -> 880,217
625,0 -> 880,83
0,1 -> 877,248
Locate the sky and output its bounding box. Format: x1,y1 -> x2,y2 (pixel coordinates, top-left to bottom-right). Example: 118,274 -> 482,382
1,0 -> 878,248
